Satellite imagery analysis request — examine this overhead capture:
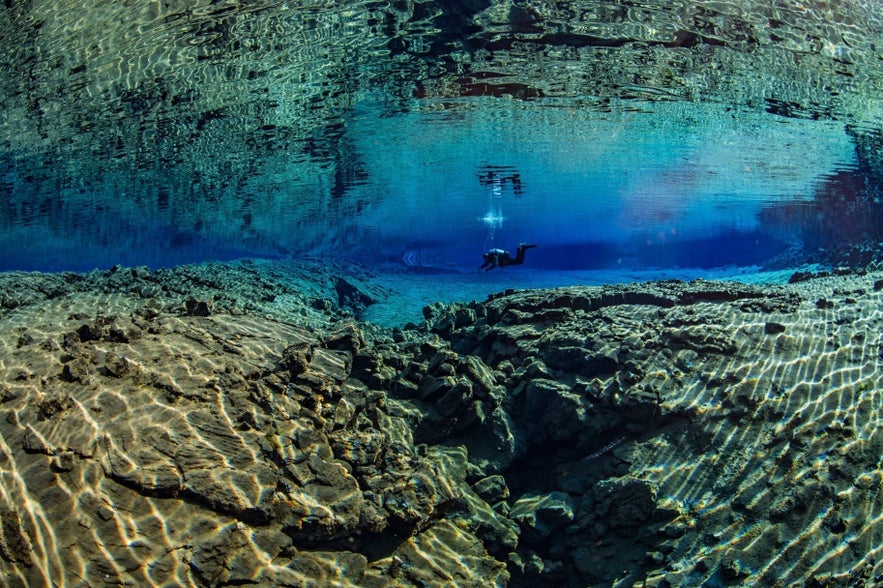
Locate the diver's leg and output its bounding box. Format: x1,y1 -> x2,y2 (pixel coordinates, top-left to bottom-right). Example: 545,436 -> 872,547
513,243 -> 537,264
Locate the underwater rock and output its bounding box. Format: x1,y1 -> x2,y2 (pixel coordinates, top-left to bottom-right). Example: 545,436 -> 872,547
22,425 -> 50,455
385,520 -> 509,587
278,451 -> 365,540
5,261 -> 883,586
189,522 -> 303,586
789,270 -> 815,283
104,352 -> 136,378
362,453 -> 461,537
542,345 -> 619,377
350,349 -> 397,389
509,491 -> 576,543
660,324 -> 737,355
764,321 -> 787,334
510,378 -> 588,444
593,477 -> 657,528
0,385 -> 18,404
49,451 -> 76,473
100,432 -> 184,497
0,510 -> 35,568
184,297 -> 212,316
452,484 -> 520,556
107,319 -> 142,343
76,321 -> 103,342
60,356 -> 93,385
473,475 -> 510,505
305,347 -> 352,383
467,404 -> 524,474
35,389 -> 73,419
324,322 -> 365,353
335,276 -> 382,316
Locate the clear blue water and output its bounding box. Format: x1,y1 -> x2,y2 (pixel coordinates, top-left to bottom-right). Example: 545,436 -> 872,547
1,1 -> 881,276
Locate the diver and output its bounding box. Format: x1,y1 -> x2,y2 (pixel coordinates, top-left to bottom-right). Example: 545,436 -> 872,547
480,243 -> 537,271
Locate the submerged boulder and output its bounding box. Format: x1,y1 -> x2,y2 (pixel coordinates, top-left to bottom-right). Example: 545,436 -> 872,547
509,491 -> 576,544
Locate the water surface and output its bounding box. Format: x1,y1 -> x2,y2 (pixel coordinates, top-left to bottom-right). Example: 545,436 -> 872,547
1,0 -> 881,274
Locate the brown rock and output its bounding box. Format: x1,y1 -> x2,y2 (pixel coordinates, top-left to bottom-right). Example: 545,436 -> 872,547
104,353 -> 133,378
36,390 -> 73,419
0,510 -> 35,567
61,357 -> 93,384
185,298 -> 212,316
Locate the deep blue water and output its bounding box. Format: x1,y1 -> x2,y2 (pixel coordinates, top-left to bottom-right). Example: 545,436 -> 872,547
1,1 -> 882,276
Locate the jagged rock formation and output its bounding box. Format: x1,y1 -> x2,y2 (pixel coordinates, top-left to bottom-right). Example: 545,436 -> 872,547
1,261 -> 882,586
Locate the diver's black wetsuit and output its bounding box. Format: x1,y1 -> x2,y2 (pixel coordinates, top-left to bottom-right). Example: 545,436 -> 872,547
480,243 -> 537,271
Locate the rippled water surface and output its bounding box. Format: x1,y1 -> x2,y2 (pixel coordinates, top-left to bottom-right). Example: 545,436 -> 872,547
1,0 -> 882,271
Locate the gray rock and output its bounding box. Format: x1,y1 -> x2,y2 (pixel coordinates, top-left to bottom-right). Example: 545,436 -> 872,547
184,298 -> 212,316
514,378 -> 588,444
455,405 -> 523,474
510,491 -> 576,543
61,357 -> 93,385
362,458 -> 460,536
418,374 -> 456,404
459,355 -> 500,398
661,324 -> 736,355
473,475 -> 510,504
189,523 -> 263,586
334,276 -> 381,315
453,484 -> 519,555
107,320 -> 142,343
764,321 -> 787,335
324,322 -> 365,353
522,359 -> 556,380
593,477 -> 657,528
435,378 -> 473,418
542,345 -> 619,377
426,444 -> 469,485
0,385 -> 18,404
76,322 -> 103,342
104,353 -> 134,378
279,452 -> 364,540
100,436 -> 184,498
306,347 -> 351,382
286,550 -> 368,586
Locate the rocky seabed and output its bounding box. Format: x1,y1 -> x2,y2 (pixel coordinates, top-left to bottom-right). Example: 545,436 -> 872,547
0,260 -> 882,587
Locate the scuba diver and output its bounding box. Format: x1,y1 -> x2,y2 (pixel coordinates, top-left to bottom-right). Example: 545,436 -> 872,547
480,243 -> 537,271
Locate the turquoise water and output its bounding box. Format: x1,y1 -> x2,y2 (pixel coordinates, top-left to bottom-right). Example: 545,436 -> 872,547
1,0 -> 881,275
362,264 -> 802,326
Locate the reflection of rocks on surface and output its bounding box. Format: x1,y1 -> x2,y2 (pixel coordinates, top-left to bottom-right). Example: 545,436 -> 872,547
1,262 -> 883,586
